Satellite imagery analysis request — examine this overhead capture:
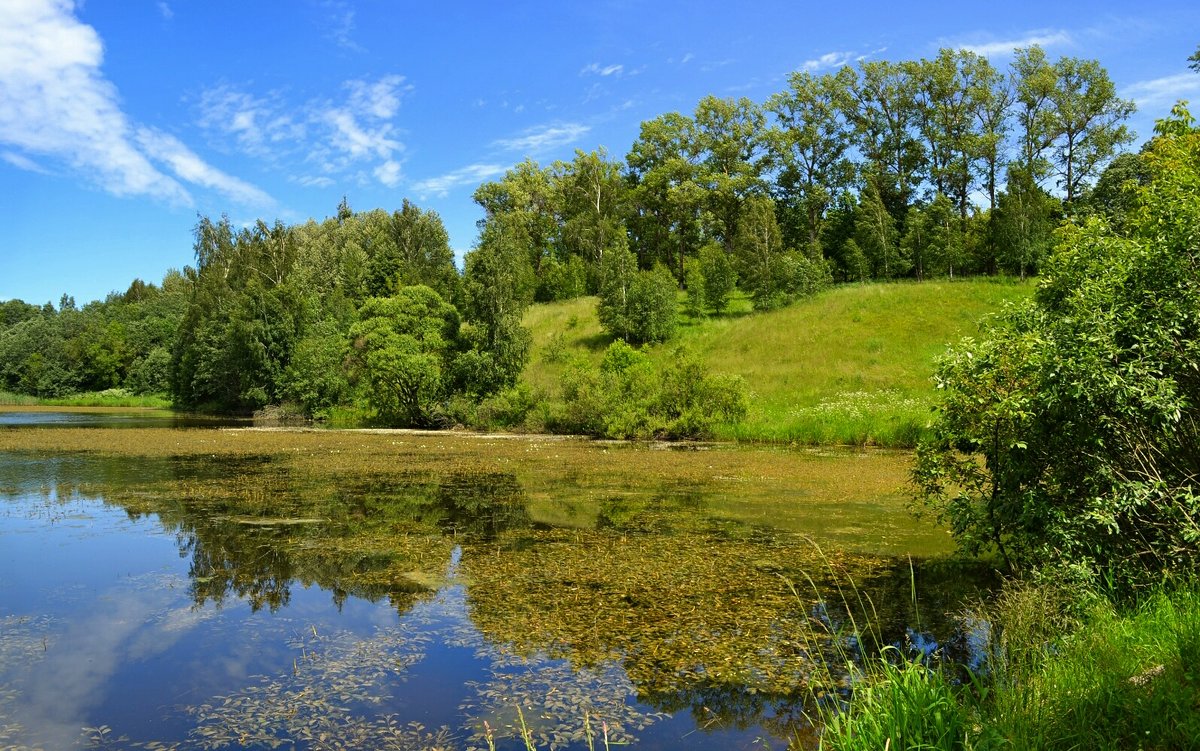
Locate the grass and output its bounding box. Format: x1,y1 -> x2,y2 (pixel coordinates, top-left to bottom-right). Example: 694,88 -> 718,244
523,279 -> 1032,446
0,388 -> 171,408
817,581 -> 1200,750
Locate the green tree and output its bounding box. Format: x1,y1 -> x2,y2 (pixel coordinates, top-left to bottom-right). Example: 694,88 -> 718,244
855,179 -> 907,279
692,95 -> 768,251
347,287 -> 461,426
459,215 -> 535,396
626,111 -> 705,276
734,194 -> 787,308
766,67 -> 857,258
994,165 -> 1058,279
1046,56 -> 1135,205
697,242 -> 736,314
915,109 -> 1200,589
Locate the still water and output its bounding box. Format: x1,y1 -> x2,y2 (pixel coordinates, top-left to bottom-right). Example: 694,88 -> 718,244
0,410 -> 985,750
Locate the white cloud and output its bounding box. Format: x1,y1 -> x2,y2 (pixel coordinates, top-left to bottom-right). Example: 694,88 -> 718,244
0,0 -> 279,211
373,159 -> 402,188
493,123 -> 590,153
197,85 -> 306,159
198,74 -> 410,189
681,52 -> 694,65
2,150 -> 50,173
157,2 -> 173,20
581,62 -> 624,77
956,30 -> 1073,58
295,175 -> 335,188
136,127 -> 274,207
410,163 -> 507,198
0,0 -> 190,204
1123,72 -> 1200,111
345,74 -> 411,120
323,0 -> 362,52
802,51 -> 853,72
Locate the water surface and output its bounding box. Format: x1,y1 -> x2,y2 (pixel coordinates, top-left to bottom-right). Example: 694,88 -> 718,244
0,416 -> 985,750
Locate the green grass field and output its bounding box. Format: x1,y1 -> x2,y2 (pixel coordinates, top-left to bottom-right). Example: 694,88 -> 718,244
523,279 -> 1032,445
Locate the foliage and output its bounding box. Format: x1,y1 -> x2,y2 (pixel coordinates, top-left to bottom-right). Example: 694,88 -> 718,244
697,242 -> 736,314
915,113 -> 1200,589
596,240 -> 678,344
554,342 -> 747,439
347,286 -> 461,427
824,581 -> 1200,751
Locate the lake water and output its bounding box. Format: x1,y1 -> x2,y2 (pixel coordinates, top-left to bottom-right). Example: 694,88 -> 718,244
0,409 -> 986,750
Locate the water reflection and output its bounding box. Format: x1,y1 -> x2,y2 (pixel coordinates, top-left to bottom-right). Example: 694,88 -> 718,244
0,438 -> 990,750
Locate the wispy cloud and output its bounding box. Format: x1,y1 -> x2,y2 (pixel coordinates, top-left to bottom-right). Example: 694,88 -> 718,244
581,62 -> 624,77
156,2 -> 173,20
954,29 -> 1073,58
1123,72 -> 1200,112
136,128 -> 274,207
321,0 -> 362,52
493,123 -> 590,153
197,85 -> 306,159
0,0 -> 223,206
198,74 -> 411,188
681,52 -> 694,65
2,150 -> 50,174
802,51 -> 854,72
411,163 -> 507,198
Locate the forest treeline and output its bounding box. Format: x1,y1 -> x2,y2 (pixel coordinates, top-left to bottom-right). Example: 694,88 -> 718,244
0,45 -> 1144,433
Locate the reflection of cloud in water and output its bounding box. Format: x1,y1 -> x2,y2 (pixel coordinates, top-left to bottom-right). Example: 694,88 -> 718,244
0,572 -> 216,749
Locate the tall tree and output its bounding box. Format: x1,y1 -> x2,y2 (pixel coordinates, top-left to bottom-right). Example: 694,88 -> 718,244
692,95 -> 768,251
854,178 -> 907,279
555,148 -> 629,287
1046,56 -> 1135,205
766,66 -> 857,258
626,112 -> 705,276
849,60 -> 923,224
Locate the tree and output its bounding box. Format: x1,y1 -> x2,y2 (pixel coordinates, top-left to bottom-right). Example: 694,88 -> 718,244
734,195 -> 787,308
912,49 -> 999,220
849,60 -> 923,224
459,214 -> 535,396
692,95 -> 768,250
698,242 -> 736,314
915,108 -> 1200,589
1046,56 -> 1135,205
473,159 -> 560,276
766,67 -> 857,259
597,235 -> 639,340
994,165 -> 1058,279
556,148 -> 629,286
347,286 -> 461,426
855,178 -> 907,279
626,111 -> 705,276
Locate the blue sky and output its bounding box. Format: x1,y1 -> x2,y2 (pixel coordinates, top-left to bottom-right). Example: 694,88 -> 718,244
2,0 -> 1198,305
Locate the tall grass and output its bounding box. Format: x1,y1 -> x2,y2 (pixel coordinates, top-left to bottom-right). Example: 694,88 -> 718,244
816,581 -> 1200,750
522,280 -> 1031,446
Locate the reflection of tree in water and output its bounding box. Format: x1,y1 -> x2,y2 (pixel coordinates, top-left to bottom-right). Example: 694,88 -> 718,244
434,471 -> 530,541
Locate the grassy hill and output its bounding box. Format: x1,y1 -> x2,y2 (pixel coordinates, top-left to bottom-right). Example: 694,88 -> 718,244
522,279 -> 1032,445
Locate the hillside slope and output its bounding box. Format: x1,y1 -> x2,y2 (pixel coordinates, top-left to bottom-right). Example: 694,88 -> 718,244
522,279 -> 1032,445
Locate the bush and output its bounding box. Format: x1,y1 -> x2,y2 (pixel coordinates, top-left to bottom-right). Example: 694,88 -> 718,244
914,113 -> 1200,591
551,342 -> 747,439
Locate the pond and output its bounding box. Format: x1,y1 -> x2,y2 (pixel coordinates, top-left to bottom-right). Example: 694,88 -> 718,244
0,409 -> 988,750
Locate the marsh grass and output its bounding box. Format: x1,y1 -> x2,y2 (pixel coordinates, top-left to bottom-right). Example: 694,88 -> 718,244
523,281 -> 1030,446
816,581 -> 1200,751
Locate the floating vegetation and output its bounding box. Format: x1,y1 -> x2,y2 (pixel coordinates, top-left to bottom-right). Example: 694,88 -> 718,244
189,624 -> 443,750
0,426 -> 980,749
462,655 -> 668,751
